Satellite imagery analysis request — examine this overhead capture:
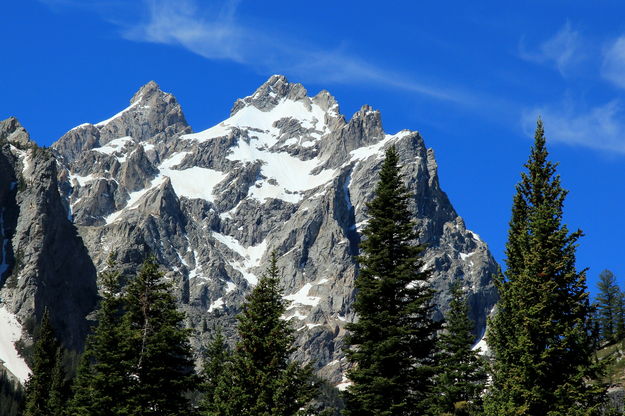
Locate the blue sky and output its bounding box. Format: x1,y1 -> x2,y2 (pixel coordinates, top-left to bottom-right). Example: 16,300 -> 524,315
2,0 -> 625,295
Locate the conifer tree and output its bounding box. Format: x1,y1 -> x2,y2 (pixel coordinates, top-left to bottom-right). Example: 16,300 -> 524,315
204,252 -> 316,416
123,256 -> 197,416
69,255 -> 197,416
200,328 -> 232,415
343,145 -> 439,416
49,348 -> 68,416
596,269 -> 622,344
485,119 -> 604,416
24,309 -> 65,416
615,291 -> 625,341
68,256 -> 131,416
432,280 -> 487,415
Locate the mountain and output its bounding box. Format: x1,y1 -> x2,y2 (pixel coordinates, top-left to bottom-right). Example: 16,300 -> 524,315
0,75 -> 498,386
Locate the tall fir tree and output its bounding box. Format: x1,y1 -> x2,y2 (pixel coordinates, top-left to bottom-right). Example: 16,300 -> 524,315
615,291 -> 625,341
595,269 -> 621,344
343,145 -> 439,416
122,256 -> 197,416
68,256 -> 132,416
200,328 -> 232,416
484,119 -> 604,416
432,280 -> 487,416
69,255 -> 196,416
203,252 -> 316,416
23,309 -> 66,416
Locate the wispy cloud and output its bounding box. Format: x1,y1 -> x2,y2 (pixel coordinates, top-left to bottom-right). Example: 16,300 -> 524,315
41,0 -> 468,103
601,36 -> 625,89
522,98 -> 625,153
519,22 -> 583,75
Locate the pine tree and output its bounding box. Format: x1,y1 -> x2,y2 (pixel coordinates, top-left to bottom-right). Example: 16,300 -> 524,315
432,280 -> 487,415
615,291 -> 625,341
69,255 -> 197,416
123,256 -> 197,416
49,348 -> 68,416
595,269 -> 622,344
204,252 -> 316,416
24,309 -> 65,416
68,256 -> 131,416
484,119 -> 604,416
343,145 -> 439,416
200,328 -> 232,415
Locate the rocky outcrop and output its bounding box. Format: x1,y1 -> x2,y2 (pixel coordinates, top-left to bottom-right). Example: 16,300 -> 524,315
0,76 -> 498,386
0,118 -> 97,354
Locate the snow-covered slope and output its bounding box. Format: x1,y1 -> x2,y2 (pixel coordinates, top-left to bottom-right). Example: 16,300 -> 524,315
0,306 -> 29,382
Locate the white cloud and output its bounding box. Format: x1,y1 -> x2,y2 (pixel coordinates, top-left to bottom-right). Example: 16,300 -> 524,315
522,98 -> 625,153
601,36 -> 625,89
41,0 -> 467,103
519,21 -> 583,75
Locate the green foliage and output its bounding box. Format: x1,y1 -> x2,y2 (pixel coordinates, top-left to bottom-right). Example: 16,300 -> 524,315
343,145 -> 439,416
0,370 -> 25,416
202,252 -> 316,416
122,256 -> 197,415
595,269 -> 625,344
23,309 -> 67,416
69,255 -> 197,416
484,119 -> 605,416
432,280 -> 487,415
68,256 -> 131,416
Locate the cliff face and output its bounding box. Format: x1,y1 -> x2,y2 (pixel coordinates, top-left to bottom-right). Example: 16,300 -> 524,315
0,75 -> 498,385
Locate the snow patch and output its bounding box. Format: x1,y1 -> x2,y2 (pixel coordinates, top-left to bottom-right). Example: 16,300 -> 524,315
472,333 -> 489,356
159,152 -> 227,202
350,130 -> 412,161
211,232 -> 267,285
92,136 -> 134,162
227,137 -> 336,203
208,297 -> 225,312
284,283 -> 321,309
0,307 -> 30,383
95,99 -> 141,127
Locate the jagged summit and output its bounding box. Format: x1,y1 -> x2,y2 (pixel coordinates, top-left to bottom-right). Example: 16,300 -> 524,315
131,80 -> 163,103
52,81 -> 190,163
0,117 -> 34,147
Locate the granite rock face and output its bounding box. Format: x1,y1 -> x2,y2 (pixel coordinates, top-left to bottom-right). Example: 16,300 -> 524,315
0,76 -> 498,386
0,118 -> 97,357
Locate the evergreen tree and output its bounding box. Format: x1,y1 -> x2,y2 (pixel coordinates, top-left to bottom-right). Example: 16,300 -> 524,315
68,256 -> 131,416
0,370 -> 25,416
343,145 -> 439,416
69,255 -> 196,416
123,256 -> 197,416
49,348 -> 68,416
24,309 -> 65,416
432,280 -> 487,416
204,252 -> 316,416
484,119 -> 604,416
596,269 -> 621,344
200,328 -> 232,415
615,291 -> 625,341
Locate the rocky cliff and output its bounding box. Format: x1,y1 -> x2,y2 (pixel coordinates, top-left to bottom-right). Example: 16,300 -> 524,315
0,75 -> 498,386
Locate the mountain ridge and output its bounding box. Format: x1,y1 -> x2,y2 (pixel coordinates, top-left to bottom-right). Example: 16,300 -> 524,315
0,75 -> 498,386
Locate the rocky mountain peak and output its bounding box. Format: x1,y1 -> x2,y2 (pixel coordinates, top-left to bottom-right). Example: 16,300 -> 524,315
131,80 -> 162,104
230,74 -> 309,115
52,82 -> 191,164
0,117 -> 34,147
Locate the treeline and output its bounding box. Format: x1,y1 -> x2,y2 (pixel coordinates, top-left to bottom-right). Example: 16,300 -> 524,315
8,119 -> 616,415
